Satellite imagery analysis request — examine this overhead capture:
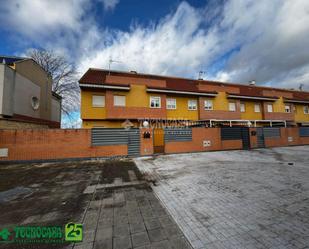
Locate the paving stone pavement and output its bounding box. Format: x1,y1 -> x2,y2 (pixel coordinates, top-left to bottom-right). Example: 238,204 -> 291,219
135,146 -> 309,249
73,183 -> 192,249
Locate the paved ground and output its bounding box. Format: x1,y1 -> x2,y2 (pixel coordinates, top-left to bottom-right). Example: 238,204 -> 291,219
0,159 -> 190,249
78,183 -> 191,249
135,146 -> 309,249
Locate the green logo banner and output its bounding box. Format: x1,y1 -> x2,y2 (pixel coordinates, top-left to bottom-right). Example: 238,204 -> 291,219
0,223 -> 83,244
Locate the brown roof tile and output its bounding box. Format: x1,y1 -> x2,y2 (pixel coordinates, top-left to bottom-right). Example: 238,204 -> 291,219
79,68 -> 309,100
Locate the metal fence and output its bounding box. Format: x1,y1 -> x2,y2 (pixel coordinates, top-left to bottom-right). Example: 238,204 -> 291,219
164,128 -> 192,142
91,128 -> 140,156
299,127 -> 309,137
263,127 -> 281,138
221,127 -> 243,140
91,128 -> 129,145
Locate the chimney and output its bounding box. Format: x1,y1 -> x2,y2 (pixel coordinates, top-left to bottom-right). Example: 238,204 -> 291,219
249,80 -> 256,85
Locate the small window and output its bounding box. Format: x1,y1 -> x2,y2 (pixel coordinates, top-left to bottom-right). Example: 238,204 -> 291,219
254,104 -> 260,112
92,95 -> 105,107
304,106 -> 309,114
240,103 -> 245,112
150,96 -> 161,108
188,100 -> 197,110
114,95 -> 126,106
166,98 -> 176,109
285,104 -> 291,113
229,102 -> 236,112
204,100 -> 213,110
267,104 -> 273,113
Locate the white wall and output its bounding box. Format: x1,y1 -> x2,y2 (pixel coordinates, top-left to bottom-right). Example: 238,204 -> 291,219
0,64 -> 4,114
51,97 -> 61,122
0,64 -> 15,116
13,72 -> 41,118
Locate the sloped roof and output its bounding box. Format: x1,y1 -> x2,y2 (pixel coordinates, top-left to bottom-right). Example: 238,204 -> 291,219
79,68 -> 309,101
0,55 -> 29,64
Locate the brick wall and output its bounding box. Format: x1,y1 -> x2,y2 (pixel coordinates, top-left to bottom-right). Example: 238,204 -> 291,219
0,127 -> 308,162
0,129 -> 127,161
164,128 -> 243,154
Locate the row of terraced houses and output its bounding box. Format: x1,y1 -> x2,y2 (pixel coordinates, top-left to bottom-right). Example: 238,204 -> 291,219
79,68 -> 309,129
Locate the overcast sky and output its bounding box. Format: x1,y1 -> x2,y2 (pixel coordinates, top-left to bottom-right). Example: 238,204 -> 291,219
1,0 -> 309,91
0,0 -> 308,130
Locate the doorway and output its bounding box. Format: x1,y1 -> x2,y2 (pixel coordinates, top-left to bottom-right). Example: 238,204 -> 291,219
153,128 -> 165,154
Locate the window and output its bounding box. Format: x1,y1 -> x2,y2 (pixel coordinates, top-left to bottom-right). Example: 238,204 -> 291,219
240,103 -> 245,112
150,96 -> 161,108
166,98 -> 176,109
92,95 -> 105,107
229,102 -> 236,112
285,104 -> 291,113
304,106 -> 309,114
267,104 -> 273,113
114,95 -> 126,106
254,104 -> 260,112
204,100 -> 213,110
188,100 -> 197,110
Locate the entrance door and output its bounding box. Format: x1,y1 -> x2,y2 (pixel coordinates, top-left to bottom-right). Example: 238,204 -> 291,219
153,128 -> 164,154
241,127 -> 250,150
256,128 -> 265,148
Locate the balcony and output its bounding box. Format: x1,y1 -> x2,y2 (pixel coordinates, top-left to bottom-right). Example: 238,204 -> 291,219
263,112 -> 294,121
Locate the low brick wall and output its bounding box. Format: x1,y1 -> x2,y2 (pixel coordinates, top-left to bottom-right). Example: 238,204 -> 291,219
164,128 -> 243,154
0,127 -> 308,162
250,127 -> 309,148
0,129 -> 127,161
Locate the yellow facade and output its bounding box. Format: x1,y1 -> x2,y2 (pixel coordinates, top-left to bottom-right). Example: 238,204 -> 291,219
113,85 -> 149,107
82,120 -> 139,128
294,104 -> 309,123
240,101 -> 263,120
213,92 -> 229,110
166,96 -> 199,120
273,97 -> 285,112
81,90 -> 106,120
81,85 -> 309,127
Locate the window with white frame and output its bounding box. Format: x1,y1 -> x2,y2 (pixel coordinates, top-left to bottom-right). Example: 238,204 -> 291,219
92,95 -> 105,107
267,104 -> 273,112
114,95 -> 126,106
285,104 -> 291,113
166,98 -> 176,109
304,105 -> 309,114
188,100 -> 197,110
254,103 -> 261,112
204,100 -> 213,110
229,102 -> 236,112
240,103 -> 245,112
150,96 -> 161,108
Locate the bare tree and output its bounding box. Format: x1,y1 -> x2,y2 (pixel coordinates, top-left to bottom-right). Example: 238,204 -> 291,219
27,49 -> 80,117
